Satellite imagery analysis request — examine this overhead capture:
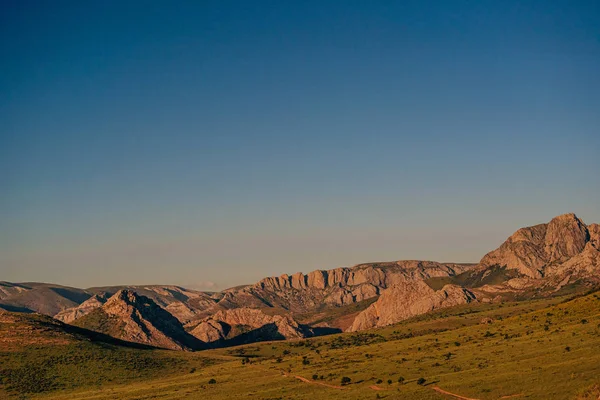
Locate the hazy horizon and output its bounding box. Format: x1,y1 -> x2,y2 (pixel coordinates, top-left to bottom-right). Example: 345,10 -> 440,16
2,1 -> 599,290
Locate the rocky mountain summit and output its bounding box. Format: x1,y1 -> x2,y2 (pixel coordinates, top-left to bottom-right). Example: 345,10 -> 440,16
72,290 -> 204,350
479,213 -> 597,279
1,213 -> 598,351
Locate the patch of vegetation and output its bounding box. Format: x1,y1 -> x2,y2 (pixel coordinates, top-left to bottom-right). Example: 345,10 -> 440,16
71,309 -> 127,338
324,333 -> 386,349
425,265 -> 523,290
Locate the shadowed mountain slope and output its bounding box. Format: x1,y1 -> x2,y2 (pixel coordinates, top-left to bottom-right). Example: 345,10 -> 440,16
72,290 -> 205,351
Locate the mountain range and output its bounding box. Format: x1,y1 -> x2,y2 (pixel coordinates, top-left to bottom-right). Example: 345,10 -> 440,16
1,213 -> 598,350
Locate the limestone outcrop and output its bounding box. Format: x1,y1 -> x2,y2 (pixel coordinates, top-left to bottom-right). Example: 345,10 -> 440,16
349,280 -> 475,331
190,307 -> 306,345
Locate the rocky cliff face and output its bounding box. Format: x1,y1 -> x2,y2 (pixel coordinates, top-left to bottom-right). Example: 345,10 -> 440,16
72,290 -> 204,351
190,307 -> 307,345
479,214 -> 593,278
349,280 -> 476,331
217,261 -> 474,315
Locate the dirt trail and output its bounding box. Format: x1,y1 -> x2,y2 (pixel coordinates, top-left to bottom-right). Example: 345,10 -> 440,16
499,395 -> 524,399
369,385 -> 385,390
432,386 -> 480,400
282,372 -> 345,389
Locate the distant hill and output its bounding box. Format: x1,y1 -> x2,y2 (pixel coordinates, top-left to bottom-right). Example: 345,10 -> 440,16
0,283 -> 91,315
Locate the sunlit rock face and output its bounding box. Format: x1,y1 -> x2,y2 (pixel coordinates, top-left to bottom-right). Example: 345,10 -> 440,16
348,280 -> 476,331
479,213 -> 591,278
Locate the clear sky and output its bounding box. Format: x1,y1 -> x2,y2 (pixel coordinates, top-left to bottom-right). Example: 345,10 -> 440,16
1,1 -> 599,290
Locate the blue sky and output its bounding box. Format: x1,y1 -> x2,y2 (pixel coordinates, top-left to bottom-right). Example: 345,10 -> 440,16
1,1 -> 599,289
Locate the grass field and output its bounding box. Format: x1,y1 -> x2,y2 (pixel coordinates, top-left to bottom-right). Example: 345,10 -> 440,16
2,292 -> 599,399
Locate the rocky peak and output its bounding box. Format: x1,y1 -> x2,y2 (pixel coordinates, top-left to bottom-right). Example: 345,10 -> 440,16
544,213 -> 589,263
479,213 -> 592,278
106,289 -> 139,305
73,290 -> 204,351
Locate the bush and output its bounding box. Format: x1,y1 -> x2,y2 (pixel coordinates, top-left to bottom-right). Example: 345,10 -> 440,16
398,376 -> 405,384
376,379 -> 383,384
208,378 -> 216,384
387,379 -> 392,384
417,377 -> 426,385
341,376 -> 351,385
312,374 -> 318,380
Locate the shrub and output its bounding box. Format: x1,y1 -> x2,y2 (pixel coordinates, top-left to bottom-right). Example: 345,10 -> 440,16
376,379 -> 383,384
312,374 -> 318,380
341,376 -> 351,385
417,377 -> 426,385
398,376 -> 405,384
208,378 -> 216,384
387,379 -> 392,384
